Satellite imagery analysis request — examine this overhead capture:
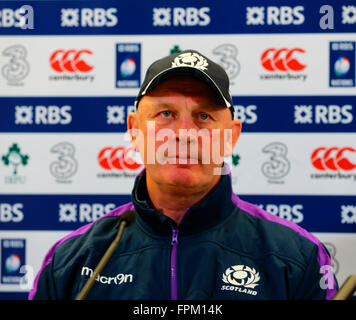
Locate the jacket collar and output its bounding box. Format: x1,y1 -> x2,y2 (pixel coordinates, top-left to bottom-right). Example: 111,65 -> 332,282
131,165 -> 236,237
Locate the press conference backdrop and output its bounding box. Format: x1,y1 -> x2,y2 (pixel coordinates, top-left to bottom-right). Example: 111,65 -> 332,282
0,0 -> 356,300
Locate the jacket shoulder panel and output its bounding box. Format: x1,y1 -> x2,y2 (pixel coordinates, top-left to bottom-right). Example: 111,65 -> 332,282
28,202 -> 134,300
231,195 -> 337,299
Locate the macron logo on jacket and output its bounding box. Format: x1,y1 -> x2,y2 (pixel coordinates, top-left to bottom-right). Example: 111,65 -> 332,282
80,266 -> 133,286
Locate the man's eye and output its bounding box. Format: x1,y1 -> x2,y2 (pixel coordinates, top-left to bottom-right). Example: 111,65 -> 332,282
161,110 -> 171,118
199,113 -> 210,121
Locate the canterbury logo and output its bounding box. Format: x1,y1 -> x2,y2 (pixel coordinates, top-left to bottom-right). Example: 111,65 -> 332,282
261,48 -> 306,72
98,146 -> 142,171
222,265 -> 260,289
311,147 -> 356,171
50,49 -> 94,73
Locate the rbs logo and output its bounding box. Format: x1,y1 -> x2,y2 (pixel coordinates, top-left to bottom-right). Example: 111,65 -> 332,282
61,8 -> 118,27
59,203 -> 115,223
294,104 -> 353,125
0,6 -> 34,29
234,105 -> 258,124
0,203 -> 24,222
15,105 -> 72,125
257,204 -> 303,224
153,7 -> 210,26
246,6 -> 304,25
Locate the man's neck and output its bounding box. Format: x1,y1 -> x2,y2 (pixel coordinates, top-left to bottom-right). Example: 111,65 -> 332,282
145,173 -> 220,225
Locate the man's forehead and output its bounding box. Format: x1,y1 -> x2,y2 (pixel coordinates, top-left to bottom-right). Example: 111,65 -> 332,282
146,75 -> 219,98
139,90 -> 227,115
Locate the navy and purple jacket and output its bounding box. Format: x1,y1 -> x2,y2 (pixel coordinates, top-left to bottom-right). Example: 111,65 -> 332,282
29,169 -> 338,300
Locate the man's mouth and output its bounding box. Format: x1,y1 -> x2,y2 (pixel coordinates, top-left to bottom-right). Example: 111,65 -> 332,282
165,154 -> 199,164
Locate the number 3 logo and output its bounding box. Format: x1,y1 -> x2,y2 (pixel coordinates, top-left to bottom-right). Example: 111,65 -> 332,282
1,45 -> 30,84
261,142 -> 290,180
212,44 -> 240,83
50,142 -> 78,181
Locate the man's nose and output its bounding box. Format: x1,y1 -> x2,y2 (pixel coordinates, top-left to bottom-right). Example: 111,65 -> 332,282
174,115 -> 197,143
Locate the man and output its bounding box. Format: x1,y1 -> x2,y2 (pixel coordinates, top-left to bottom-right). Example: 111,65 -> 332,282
29,50 -> 337,300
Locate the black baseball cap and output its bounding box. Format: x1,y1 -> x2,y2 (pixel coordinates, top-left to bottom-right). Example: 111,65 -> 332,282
134,50 -> 234,117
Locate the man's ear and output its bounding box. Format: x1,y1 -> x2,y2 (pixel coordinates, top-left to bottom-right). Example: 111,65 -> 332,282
223,119 -> 242,157
231,119 -> 242,149
127,112 -> 139,151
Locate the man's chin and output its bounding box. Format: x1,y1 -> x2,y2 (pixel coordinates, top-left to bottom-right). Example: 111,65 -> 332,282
159,164 -> 200,187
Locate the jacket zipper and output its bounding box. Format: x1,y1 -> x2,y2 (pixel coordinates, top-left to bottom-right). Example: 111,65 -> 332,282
170,227 -> 179,300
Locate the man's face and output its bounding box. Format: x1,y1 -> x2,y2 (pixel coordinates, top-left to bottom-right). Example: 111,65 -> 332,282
127,76 -> 241,193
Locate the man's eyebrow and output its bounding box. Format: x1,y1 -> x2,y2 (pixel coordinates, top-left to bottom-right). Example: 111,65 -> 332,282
149,101 -> 177,110
144,95 -> 225,112
150,102 -> 223,112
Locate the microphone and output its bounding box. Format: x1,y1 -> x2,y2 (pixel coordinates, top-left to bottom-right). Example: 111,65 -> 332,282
332,275 -> 356,300
75,210 -> 136,300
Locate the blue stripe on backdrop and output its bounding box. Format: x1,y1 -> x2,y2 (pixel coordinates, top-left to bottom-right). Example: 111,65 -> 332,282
0,292 -> 28,300
0,194 -> 131,231
0,97 -> 134,133
0,96 -> 355,132
0,0 -> 355,35
0,194 -> 355,232
239,194 -> 356,233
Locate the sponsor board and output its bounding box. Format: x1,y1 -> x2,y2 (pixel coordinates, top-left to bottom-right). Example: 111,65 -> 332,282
0,133 -> 142,194
1,96 -> 355,133
0,195 -> 131,230
6,2 -> 356,35
0,34 -> 355,96
0,98 -> 136,132
1,195 -> 355,233
1,132 -> 356,195
231,133 -> 356,195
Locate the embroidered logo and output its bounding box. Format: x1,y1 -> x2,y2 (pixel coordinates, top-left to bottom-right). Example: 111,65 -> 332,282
80,266 -> 133,285
171,52 -> 208,71
221,265 -> 260,296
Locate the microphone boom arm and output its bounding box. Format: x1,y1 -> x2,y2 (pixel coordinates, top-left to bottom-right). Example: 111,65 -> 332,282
75,211 -> 134,300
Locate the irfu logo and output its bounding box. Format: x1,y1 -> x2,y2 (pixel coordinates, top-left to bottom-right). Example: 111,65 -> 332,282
232,153 -> 240,167
170,45 -> 182,55
2,143 -> 29,175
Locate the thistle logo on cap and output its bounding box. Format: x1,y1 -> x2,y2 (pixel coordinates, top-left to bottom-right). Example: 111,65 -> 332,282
171,52 -> 209,71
